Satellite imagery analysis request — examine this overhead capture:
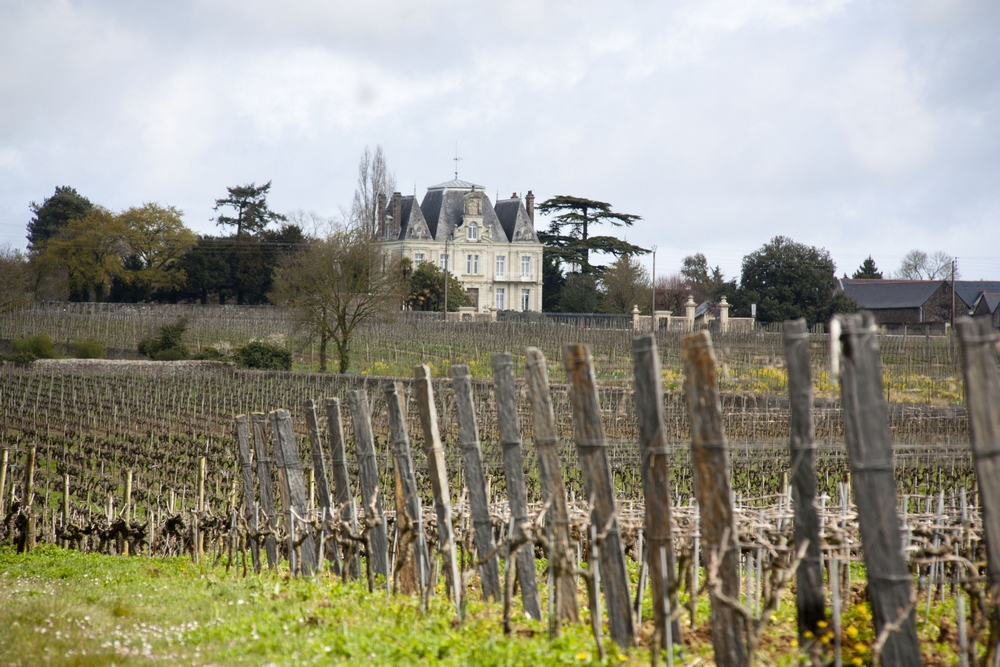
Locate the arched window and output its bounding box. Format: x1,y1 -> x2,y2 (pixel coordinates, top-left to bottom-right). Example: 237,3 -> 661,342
467,223 -> 478,240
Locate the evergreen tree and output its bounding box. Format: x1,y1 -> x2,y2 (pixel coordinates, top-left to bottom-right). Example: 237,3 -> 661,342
27,186 -> 94,252
852,256 -> 883,279
731,236 -> 857,325
536,195 -> 646,274
214,181 -> 287,236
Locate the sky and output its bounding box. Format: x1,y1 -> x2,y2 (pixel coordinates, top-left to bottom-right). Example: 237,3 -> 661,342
1,0 -> 998,281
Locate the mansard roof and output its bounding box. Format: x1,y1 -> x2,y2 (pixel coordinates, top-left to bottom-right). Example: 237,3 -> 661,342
494,196 -> 539,243
396,195 -> 432,241
419,183 -> 505,243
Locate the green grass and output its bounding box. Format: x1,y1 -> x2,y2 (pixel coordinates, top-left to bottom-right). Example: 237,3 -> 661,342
0,546 -> 974,666
0,546 -> 634,666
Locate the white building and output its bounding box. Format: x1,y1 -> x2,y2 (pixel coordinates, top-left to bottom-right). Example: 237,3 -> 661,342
379,179 -> 544,313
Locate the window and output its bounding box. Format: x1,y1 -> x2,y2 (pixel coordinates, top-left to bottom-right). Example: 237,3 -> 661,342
467,223 -> 478,240
521,255 -> 531,278
495,288 -> 505,310
496,256 -> 506,277
414,253 -> 425,263
521,289 -> 530,311
466,254 -> 479,274
439,253 -> 449,270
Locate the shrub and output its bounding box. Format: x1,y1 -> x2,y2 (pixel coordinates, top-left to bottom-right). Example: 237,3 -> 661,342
152,348 -> 188,361
235,340 -> 291,371
71,338 -> 106,359
138,317 -> 189,360
12,333 -> 57,360
193,346 -> 227,361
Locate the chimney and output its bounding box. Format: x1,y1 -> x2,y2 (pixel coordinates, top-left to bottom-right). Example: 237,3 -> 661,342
392,192 -> 402,239
526,190 -> 535,223
377,192 -> 387,238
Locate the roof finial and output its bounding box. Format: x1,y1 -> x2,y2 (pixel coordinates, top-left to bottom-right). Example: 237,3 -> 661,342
453,142 -> 462,180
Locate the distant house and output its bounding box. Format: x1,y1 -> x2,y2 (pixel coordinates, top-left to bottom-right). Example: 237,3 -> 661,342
972,292 -> 1000,329
953,281 -> 1000,313
839,279 -> 954,326
378,179 -> 544,314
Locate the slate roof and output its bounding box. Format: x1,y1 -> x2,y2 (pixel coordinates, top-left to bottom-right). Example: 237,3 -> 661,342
840,279 -> 947,309
494,197 -> 539,243
419,182 -> 505,243
954,281 -> 1000,309
395,196 -> 432,241
427,179 -> 484,190
974,292 -> 1000,314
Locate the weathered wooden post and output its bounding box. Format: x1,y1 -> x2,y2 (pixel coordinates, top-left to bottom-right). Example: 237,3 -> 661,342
325,398 -> 361,579
492,353 -> 542,621
631,334 -> 680,646
564,343 -> 636,648
0,449 -> 8,518
782,319 -> 824,640
62,472 -> 70,549
523,347 -> 579,628
123,469 -> 133,556
835,313 -> 921,666
451,364 -> 502,602
956,316 -> 1000,665
235,415 -> 261,572
413,366 -> 461,618
269,409 -> 317,576
347,390 -> 389,580
385,382 -> 429,595
196,456 -> 206,556
251,412 -> 278,570
681,331 -> 747,667
304,399 -> 340,574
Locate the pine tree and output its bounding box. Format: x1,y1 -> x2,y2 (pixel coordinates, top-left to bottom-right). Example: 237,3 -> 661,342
852,256 -> 883,279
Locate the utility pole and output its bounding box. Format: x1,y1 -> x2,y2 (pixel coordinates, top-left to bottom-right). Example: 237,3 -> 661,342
651,246 -> 657,330
951,258 -> 956,330
443,232 -> 452,321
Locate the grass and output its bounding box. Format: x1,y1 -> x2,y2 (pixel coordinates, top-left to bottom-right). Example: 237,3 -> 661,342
0,546 -> 974,666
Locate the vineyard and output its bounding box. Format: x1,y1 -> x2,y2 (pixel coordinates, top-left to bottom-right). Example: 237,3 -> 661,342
0,304 -> 997,666
2,301 -> 965,400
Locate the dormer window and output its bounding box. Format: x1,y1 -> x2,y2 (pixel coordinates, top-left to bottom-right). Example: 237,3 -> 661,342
467,222 -> 478,240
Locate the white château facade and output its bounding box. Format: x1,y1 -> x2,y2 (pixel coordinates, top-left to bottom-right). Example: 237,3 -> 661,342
379,179 -> 544,313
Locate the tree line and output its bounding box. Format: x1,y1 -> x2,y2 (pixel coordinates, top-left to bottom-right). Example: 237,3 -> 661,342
18,182 -> 306,305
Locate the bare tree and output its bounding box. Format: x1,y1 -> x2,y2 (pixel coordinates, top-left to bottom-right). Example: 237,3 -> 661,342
896,249 -> 958,280
350,146 -> 396,236
270,228 -> 404,373
0,244 -> 32,312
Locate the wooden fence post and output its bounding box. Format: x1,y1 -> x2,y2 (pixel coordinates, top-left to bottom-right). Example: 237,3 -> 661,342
956,316 -> 1000,661
564,343 -> 636,648
0,449 -> 7,519
681,331 -> 747,667
413,366 -> 461,619
492,353 -> 542,621
235,415 -> 261,572
451,364 -> 502,602
123,469 -> 132,556
304,399 -> 340,574
385,382 -> 429,595
835,313 -> 922,666
523,347 -> 579,628
782,319 -> 824,640
631,334 -> 680,646
325,398 -> 361,580
62,472 -> 70,548
251,412 -> 278,570
269,409 -> 317,577
347,390 -> 389,580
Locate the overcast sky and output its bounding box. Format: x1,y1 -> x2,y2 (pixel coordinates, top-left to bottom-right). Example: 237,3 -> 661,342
1,0 -> 998,281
